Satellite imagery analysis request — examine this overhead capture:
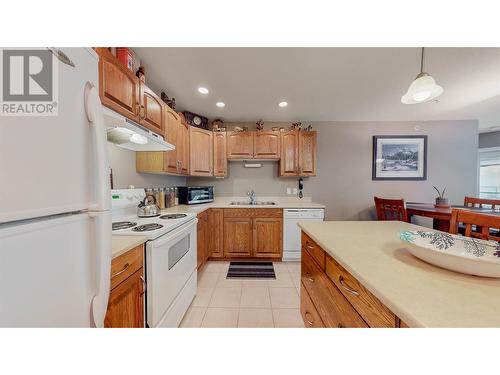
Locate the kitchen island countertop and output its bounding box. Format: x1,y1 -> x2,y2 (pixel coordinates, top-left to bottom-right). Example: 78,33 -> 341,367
298,220 -> 500,327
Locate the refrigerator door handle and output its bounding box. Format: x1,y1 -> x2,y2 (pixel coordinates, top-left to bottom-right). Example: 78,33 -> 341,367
89,211 -> 111,328
85,81 -> 111,212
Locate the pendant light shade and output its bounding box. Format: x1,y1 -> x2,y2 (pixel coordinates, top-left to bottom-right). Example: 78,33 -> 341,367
401,48 -> 443,104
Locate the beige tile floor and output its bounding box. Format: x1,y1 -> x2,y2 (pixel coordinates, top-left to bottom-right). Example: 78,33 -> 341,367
180,261 -> 304,328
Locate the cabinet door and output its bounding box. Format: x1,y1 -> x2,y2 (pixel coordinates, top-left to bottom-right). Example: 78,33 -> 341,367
189,126 -> 213,176
97,48 -> 139,120
227,131 -> 254,159
197,212 -> 208,269
208,209 -> 224,258
177,122 -> 190,175
213,132 -> 227,177
279,131 -> 299,176
139,83 -> 164,134
253,218 -> 283,258
254,131 -> 280,159
223,218 -> 253,257
299,131 -> 317,176
164,107 -> 179,174
104,269 -> 145,328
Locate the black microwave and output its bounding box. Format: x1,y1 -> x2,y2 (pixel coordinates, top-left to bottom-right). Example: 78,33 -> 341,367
177,186 -> 214,205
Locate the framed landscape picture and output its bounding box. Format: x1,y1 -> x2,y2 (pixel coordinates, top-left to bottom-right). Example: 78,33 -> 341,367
372,135 -> 427,180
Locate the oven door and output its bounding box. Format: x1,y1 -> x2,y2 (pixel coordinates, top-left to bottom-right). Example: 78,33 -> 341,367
145,219 -> 197,327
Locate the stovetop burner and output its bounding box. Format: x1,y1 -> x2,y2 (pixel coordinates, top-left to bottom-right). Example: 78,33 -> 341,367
112,221 -> 137,231
132,223 -> 164,232
159,214 -> 188,220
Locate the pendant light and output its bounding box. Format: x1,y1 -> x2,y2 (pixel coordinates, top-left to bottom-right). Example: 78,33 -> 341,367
401,47 -> 443,104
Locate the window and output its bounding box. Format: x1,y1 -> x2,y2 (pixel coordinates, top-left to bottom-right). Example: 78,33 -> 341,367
479,148 -> 500,199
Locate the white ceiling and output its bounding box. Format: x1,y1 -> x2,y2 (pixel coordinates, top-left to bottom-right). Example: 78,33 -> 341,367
134,48 -> 500,131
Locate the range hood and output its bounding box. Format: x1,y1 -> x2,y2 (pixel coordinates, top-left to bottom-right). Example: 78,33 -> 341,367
103,106 -> 175,151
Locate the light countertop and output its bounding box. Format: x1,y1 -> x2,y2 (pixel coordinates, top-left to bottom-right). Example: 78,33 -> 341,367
111,235 -> 147,259
159,196 -> 325,215
297,220 -> 500,328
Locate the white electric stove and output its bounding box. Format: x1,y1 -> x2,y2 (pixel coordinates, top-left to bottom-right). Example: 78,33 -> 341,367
111,189 -> 198,328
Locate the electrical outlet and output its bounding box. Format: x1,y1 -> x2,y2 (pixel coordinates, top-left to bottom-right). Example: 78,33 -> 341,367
292,188 -> 298,195
287,187 -> 292,195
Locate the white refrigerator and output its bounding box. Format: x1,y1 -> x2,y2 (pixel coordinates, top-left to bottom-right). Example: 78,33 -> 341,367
0,48 -> 111,327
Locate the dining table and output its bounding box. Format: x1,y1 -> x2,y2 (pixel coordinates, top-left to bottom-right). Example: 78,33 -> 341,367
406,203 -> 500,232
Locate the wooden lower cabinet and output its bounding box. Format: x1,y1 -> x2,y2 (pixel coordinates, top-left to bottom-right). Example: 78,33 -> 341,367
197,211 -> 209,269
300,231 -> 405,328
105,245 -> 145,328
300,284 -> 325,328
208,208 -> 224,258
253,218 -> 282,258
222,208 -> 283,259
223,217 -> 253,257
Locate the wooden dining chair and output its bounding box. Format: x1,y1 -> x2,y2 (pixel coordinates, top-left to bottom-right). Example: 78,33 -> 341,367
374,197 -> 408,222
449,209 -> 500,241
464,196 -> 500,210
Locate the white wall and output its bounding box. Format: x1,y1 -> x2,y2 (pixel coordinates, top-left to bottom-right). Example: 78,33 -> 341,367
189,120 -> 479,221
108,143 -> 186,189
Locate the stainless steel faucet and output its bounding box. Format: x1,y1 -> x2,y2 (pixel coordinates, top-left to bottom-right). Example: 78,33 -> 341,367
247,190 -> 256,204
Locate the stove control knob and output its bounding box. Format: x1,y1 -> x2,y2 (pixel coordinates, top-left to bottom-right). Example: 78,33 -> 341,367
126,194 -> 133,200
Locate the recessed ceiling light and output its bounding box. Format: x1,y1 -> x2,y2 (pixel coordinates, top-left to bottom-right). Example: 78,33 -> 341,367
198,87 -> 209,95
216,102 -> 225,108
278,101 -> 288,108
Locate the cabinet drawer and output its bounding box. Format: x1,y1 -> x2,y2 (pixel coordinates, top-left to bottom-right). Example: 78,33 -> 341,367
300,284 -> 324,328
325,254 -> 396,328
301,250 -> 367,328
111,244 -> 143,290
301,232 -> 325,270
223,208 -> 282,218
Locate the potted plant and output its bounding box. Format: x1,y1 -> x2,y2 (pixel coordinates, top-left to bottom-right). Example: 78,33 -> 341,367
433,186 -> 450,208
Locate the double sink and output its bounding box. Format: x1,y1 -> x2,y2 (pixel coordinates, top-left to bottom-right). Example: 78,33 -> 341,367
229,201 -> 276,206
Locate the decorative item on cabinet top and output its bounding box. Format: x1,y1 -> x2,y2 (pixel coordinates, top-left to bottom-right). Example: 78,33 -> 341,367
256,120 -> 264,131
160,91 -> 176,109
183,111 -> 209,130
212,119 -> 226,132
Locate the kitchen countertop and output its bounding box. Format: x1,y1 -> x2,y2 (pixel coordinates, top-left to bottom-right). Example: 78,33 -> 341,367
111,196 -> 324,259
159,196 -> 325,215
111,235 -> 147,259
297,220 -> 500,328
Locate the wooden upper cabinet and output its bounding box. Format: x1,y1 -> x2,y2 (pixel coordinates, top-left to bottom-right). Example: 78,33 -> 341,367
97,48 -> 139,120
223,217 -> 253,257
213,132 -> 227,177
139,83 -> 164,134
189,126 -> 213,176
227,131 -> 254,159
254,131 -> 280,159
177,121 -> 189,175
299,131 -> 317,176
164,107 -> 180,174
253,217 -> 283,258
279,131 -> 299,176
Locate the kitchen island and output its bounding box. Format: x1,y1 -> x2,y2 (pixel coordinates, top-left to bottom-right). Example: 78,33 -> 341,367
298,221 -> 500,328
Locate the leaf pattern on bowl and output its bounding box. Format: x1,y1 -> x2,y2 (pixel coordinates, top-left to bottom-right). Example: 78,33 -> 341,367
416,231 -> 455,250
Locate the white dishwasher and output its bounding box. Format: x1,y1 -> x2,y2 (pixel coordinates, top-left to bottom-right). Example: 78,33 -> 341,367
283,209 -> 325,261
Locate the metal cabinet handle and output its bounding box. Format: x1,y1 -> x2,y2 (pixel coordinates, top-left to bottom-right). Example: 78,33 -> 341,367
305,242 -> 314,250
339,275 -> 359,296
304,273 -> 314,283
140,275 -> 147,296
305,312 -> 314,326
111,262 -> 130,278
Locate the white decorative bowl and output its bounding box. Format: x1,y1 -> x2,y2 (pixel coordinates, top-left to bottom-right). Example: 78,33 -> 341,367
399,230 -> 500,278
